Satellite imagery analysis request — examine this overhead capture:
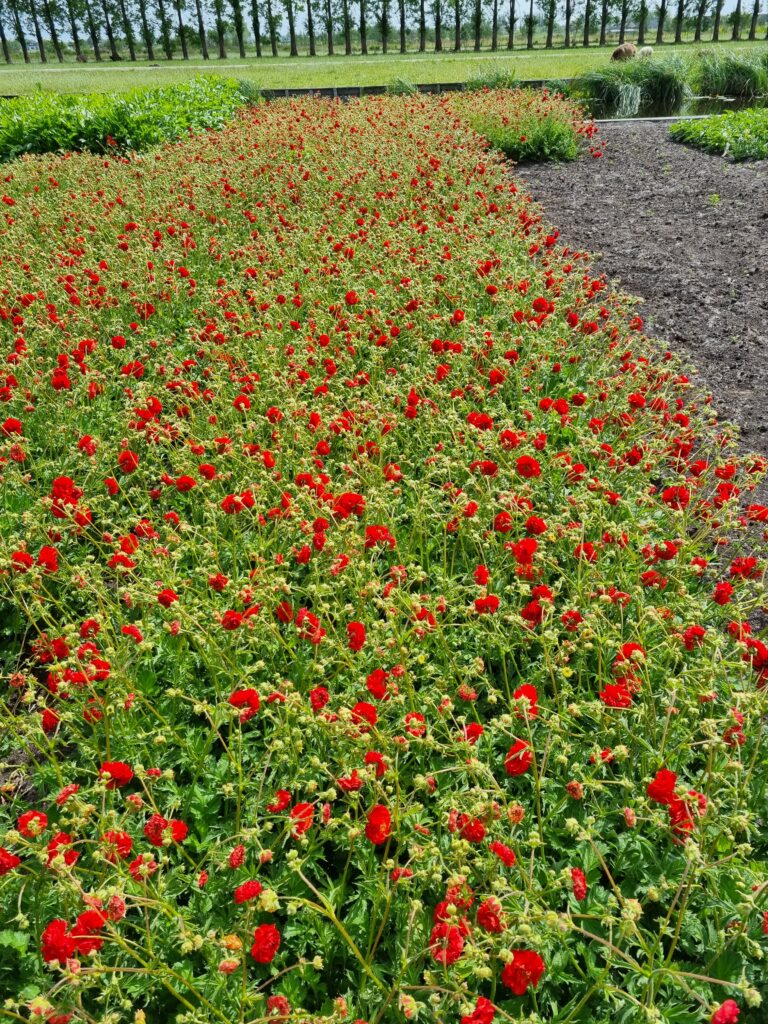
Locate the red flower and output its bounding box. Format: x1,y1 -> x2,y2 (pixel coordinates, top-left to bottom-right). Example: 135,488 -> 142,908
347,621 -> 366,652
713,581 -> 734,605
251,923 -> 281,963
571,867 -> 588,901
515,455 -> 541,478
505,739 -> 533,776
477,897 -> 505,932
143,814 -> 188,846
462,996 -> 496,1024
429,921 -> 466,965
234,879 -> 263,904
99,761 -> 134,788
475,594 -> 500,614
0,847 -> 22,875
101,830 -> 133,862
117,450 -> 139,474
41,919 -> 75,963
289,802 -> 314,837
711,1000 -> 740,1024
18,810 -> 48,837
647,768 -> 677,805
501,948 -> 545,995
599,682 -> 633,708
229,688 -> 260,722
489,840 -> 516,867
365,804 -> 392,845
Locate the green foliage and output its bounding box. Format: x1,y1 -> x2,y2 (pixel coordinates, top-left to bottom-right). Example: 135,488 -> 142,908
690,50 -> 768,99
670,106 -> 768,161
573,59 -> 691,116
0,76 -> 246,161
476,110 -> 580,161
459,87 -> 597,163
386,76 -> 418,95
235,78 -> 263,105
463,63 -> 520,91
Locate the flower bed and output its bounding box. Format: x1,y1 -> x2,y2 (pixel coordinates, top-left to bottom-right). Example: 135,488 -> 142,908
0,93 -> 766,1024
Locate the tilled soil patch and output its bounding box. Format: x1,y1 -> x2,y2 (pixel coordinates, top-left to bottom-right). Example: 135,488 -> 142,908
516,120 -> 768,454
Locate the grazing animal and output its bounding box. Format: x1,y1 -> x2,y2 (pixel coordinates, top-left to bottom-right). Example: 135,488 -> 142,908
611,43 -> 637,61
639,46 -> 654,57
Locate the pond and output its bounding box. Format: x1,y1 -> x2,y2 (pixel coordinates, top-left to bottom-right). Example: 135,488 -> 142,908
589,94 -> 768,119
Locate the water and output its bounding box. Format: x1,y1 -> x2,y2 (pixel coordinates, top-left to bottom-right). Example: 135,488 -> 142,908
590,94 -> 768,119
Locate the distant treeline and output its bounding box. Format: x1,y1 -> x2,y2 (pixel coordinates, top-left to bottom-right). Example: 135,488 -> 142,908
0,0 -> 765,65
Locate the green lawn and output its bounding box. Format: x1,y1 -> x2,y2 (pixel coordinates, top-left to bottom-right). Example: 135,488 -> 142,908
0,38 -> 765,95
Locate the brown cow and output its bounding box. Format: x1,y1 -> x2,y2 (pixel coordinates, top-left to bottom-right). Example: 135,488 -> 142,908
611,43 -> 637,61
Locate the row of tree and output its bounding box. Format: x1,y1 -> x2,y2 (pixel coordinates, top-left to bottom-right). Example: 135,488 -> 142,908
0,0 -> 764,65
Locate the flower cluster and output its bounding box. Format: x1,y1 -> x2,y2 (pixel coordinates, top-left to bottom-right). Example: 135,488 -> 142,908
0,92 -> 765,1024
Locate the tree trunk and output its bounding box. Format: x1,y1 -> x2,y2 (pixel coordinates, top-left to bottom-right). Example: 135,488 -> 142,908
693,0 -> 705,39
380,0 -> 387,50
41,0 -> 64,60
266,0 -> 277,53
747,0 -> 758,38
637,0 -> 647,41
175,0 -> 189,57
398,0 -> 405,50
9,0 -> 30,61
192,0 -> 208,55
229,0 -> 245,56
673,0 -> 684,41
655,0 -> 666,43
157,0 -> 174,56
619,0 -> 628,40
599,0 -> 608,44
307,0 -> 316,53
286,0 -> 298,53
473,0 -> 480,48
491,0 -> 498,46
0,12 -> 11,61
507,0 -> 514,45
563,0 -> 571,43
454,0 -> 460,48
341,0 -> 350,51
730,0 -> 741,37
711,0 -> 723,40
29,1 -> 49,62
545,0 -> 554,46
582,0 -> 591,45
324,0 -> 333,52
434,0 -> 441,46
419,0 -> 425,48
64,0 -> 85,59
213,0 -> 226,55
83,0 -> 102,57
359,0 -> 366,52
138,0 -> 156,58
526,0 -> 533,46
117,0 -> 138,58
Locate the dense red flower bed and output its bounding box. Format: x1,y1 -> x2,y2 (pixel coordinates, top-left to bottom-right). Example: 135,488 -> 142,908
0,94 -> 766,1024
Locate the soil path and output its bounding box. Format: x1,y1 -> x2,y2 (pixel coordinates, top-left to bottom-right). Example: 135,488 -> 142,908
516,120 -> 768,453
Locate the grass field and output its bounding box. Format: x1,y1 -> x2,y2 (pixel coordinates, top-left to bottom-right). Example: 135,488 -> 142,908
0,38 -> 765,94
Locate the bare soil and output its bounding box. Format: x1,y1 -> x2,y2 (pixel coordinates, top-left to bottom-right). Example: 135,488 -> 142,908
516,120 -> 768,453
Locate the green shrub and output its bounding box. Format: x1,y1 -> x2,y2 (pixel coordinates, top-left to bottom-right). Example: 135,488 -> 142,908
235,79 -> 262,105
475,110 -> 580,162
573,58 -> 690,116
670,106 -> 768,160
386,77 -> 418,96
690,50 -> 768,99
0,76 -> 245,162
464,63 -> 519,91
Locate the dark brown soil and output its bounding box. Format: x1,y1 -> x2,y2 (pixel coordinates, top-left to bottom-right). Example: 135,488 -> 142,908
516,120 -> 768,454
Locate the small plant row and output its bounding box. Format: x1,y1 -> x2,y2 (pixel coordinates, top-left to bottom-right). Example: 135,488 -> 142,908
0,76 -> 254,162
670,106 -> 768,160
